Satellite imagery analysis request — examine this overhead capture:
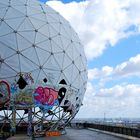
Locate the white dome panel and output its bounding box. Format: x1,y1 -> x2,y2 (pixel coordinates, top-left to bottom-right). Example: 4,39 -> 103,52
0,0 -> 88,132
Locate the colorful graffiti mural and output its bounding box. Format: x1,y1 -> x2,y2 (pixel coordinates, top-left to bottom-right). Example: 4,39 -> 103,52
61,100 -> 75,114
16,73 -> 34,90
0,81 -> 10,107
33,86 -> 59,110
15,89 -> 33,106
10,83 -> 18,94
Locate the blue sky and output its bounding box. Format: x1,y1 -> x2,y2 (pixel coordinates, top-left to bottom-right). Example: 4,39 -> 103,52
40,0 -> 140,118
39,0 -> 84,3
90,34 -> 140,69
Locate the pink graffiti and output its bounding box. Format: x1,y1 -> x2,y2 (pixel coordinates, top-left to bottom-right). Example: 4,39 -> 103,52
34,87 -> 58,105
0,81 -> 10,107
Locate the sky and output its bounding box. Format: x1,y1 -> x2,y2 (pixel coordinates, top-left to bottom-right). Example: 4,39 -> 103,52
40,0 -> 85,3
39,0 -> 140,118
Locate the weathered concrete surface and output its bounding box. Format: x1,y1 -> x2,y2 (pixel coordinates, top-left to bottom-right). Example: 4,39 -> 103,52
8,128 -> 126,140
88,128 -> 139,140
7,135 -> 30,140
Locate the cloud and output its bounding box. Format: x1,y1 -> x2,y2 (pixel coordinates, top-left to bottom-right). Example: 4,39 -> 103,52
88,66 -> 113,80
77,83 -> 140,118
47,0 -> 140,60
97,84 -> 140,98
86,82 -> 96,96
88,54 -> 140,82
81,54 -> 140,118
114,54 -> 140,77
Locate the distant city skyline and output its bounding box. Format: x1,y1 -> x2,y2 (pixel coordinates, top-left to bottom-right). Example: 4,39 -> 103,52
39,0 -> 140,118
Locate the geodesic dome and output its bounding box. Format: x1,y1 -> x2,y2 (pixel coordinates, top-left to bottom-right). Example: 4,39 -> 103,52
0,0 -> 87,136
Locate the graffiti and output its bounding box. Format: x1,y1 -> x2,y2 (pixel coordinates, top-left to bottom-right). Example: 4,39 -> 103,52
46,131 -> 61,137
15,89 -> 33,106
58,87 -> 66,104
17,76 -> 28,90
23,73 -> 34,84
0,81 -> 10,107
16,73 -> 34,90
16,73 -> 34,84
10,83 -> 18,94
59,79 -> 67,85
61,100 -> 75,115
33,86 -> 59,110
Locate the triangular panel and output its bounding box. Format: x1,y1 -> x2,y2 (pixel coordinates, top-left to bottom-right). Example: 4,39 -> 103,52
0,63 -> 17,78
11,0 -> 26,5
35,69 -> 47,85
52,35 -> 63,50
60,35 -> 71,50
51,40 -> 63,53
35,32 -> 48,44
0,33 -> 18,50
53,52 -> 64,70
71,74 -> 81,89
43,55 -> 61,71
11,5 -> 26,14
0,22 -> 13,36
29,17 -> 46,30
0,0 -> 9,5
38,24 -> 50,37
19,54 -> 39,72
0,7 -> 7,18
29,13 -> 47,22
26,6 -> 41,16
63,64 -> 74,85
27,0 -> 40,7
16,33 -> 32,51
4,7 -> 25,19
5,54 -> 20,72
65,44 -> 74,61
18,18 -> 35,31
48,24 -> 59,37
18,31 -> 36,44
76,58 -> 84,72
62,54 -> 72,70
71,65 -> 79,83
5,17 -> 25,30
21,47 -> 40,66
46,13 -> 58,23
35,47 -> 51,65
0,42 -> 16,59
37,40 -> 51,52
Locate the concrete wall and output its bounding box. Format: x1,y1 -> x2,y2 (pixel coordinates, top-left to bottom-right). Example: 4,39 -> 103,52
70,122 -> 140,138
